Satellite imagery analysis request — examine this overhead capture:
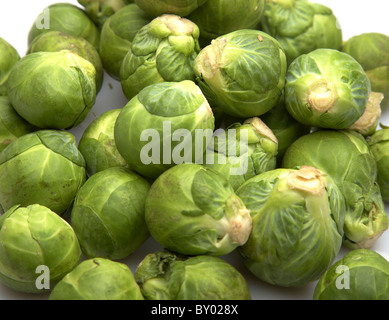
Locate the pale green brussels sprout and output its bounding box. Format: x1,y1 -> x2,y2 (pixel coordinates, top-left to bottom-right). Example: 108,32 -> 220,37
7,51 -> 96,130
135,0 -> 207,17
194,30 -> 287,118
114,80 -> 215,179
28,3 -> 100,50
135,250 -> 251,300
282,130 -> 389,249
348,92 -> 383,137
260,0 -> 342,65
205,117 -> 278,191
145,163 -> 252,256
285,49 -> 371,129
342,33 -> 389,110
120,14 -> 201,100
188,0 -> 265,44
50,258 -> 144,300
314,249 -> 389,300
261,95 -> 311,164
27,31 -> 104,92
0,204 -> 81,294
0,97 -> 36,152
0,130 -> 86,215
0,37 -> 19,96
99,3 -> 151,80
367,127 -> 389,203
236,166 -> 345,287
78,0 -> 134,29
71,167 -> 150,260
79,109 -> 129,177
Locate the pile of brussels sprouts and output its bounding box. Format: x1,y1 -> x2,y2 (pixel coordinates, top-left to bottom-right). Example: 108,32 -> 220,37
0,0 -> 389,301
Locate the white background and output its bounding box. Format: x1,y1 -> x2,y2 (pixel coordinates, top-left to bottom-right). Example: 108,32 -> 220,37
0,0 -> 388,300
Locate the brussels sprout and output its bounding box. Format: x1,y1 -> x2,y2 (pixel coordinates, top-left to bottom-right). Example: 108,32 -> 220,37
27,31 -> 104,92
28,3 -> 100,50
260,0 -> 342,65
342,33 -> 389,110
135,250 -> 251,300
188,0 -> 265,43
0,37 -> 19,96
236,166 -> 345,287
349,92 -> 383,136
367,127 -> 389,203
205,117 -> 278,191
99,3 -> 151,80
0,204 -> 81,293
282,130 -> 389,249
50,258 -> 144,300
7,51 -> 96,130
78,109 -> 129,176
71,167 -> 150,260
0,97 -> 36,152
0,130 -> 86,215
120,14 -> 201,100
285,49 -> 371,129
135,0 -> 207,18
314,249 -> 389,300
78,0 -> 134,29
114,80 -> 215,179
194,30 -> 287,118
145,163 -> 252,256
261,95 -> 311,164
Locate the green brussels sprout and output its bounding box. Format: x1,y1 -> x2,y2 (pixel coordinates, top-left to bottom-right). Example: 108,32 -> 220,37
367,127 -> 389,203
135,0 -> 207,18
342,33 -> 389,110
236,166 -> 345,287
49,258 -> 144,300
27,31 -> 104,92
114,80 -> 215,179
135,250 -> 251,300
28,3 -> 100,50
285,49 -> 371,129
0,97 -> 36,152
0,37 -> 19,96
99,3 -> 151,80
0,204 -> 81,293
78,109 -> 129,177
0,130 -> 86,215
71,167 -> 150,260
348,92 -> 383,137
6,51 -> 96,130
194,30 -> 287,118
261,95 -> 311,164
260,0 -> 343,65
120,14 -> 201,100
314,249 -> 389,300
188,0 -> 265,43
145,163 -> 252,256
205,117 -> 279,191
78,0 -> 134,29
282,130 -> 389,249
